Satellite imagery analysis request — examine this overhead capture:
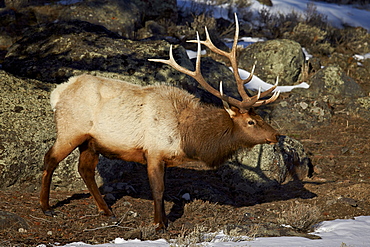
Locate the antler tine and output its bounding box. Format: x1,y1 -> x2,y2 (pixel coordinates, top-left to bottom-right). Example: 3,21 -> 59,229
251,76 -> 280,107
252,90 -> 280,107
243,62 -> 256,84
148,44 -> 193,76
187,26 -> 229,57
256,75 -> 279,99
149,33 -> 237,106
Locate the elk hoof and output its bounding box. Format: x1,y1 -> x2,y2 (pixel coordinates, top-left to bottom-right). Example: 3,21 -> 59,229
155,222 -> 167,232
108,215 -> 118,224
43,209 -> 58,217
98,210 -> 117,223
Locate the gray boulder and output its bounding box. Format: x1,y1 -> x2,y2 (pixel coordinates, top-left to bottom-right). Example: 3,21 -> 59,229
269,65 -> 366,130
218,136 -> 312,195
0,69 -> 104,192
268,94 -> 333,131
0,210 -> 28,231
0,70 -> 57,191
302,65 -> 365,102
238,39 -> 305,85
58,0 -> 142,37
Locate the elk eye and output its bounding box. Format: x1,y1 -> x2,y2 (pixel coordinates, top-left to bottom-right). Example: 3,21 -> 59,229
248,120 -> 255,126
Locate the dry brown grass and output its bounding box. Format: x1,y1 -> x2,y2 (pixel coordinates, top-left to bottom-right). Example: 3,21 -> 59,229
277,201 -> 321,232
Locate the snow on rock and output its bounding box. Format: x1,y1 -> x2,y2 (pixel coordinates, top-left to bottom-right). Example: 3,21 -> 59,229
235,67 -> 310,93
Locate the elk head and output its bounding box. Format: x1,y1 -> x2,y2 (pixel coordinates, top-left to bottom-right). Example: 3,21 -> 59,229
149,13 -> 280,147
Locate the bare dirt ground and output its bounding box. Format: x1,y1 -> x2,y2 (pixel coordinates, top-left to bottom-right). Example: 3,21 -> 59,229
0,112 -> 370,246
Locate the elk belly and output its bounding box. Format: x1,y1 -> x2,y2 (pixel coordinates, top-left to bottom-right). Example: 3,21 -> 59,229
92,139 -> 147,164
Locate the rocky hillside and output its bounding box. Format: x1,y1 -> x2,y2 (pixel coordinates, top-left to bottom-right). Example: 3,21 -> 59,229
0,0 -> 369,232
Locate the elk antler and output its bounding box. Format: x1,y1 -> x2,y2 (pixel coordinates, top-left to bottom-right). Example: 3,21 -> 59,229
149,13 -> 280,113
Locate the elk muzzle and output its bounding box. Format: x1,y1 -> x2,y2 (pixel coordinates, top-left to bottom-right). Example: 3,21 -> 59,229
265,133 -> 281,145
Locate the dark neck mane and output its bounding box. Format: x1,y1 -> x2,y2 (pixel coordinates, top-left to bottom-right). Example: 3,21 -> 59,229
179,105 -> 241,168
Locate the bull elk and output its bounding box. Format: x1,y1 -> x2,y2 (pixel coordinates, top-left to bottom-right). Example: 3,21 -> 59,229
40,14 -> 280,230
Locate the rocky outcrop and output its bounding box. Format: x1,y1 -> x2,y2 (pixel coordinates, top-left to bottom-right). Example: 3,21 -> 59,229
3,21 -> 193,86
267,65 -> 367,130
0,0 -> 177,52
0,70 -> 55,191
304,65 -> 365,100
268,94 -> 333,130
238,39 -> 305,85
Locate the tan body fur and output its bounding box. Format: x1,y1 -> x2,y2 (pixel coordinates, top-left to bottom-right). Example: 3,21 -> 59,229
50,74 -> 187,165
41,73 -> 279,230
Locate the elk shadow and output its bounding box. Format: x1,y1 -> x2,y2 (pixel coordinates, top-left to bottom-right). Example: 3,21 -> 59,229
51,193 -> 91,210
52,150 -> 318,223
93,153 -> 318,223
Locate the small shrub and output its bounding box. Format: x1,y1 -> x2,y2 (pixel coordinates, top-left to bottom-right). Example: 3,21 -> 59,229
191,13 -> 217,34
277,202 -> 321,232
137,224 -> 157,240
253,3 -> 330,41
171,225 -> 214,246
283,23 -> 334,55
304,3 -> 328,28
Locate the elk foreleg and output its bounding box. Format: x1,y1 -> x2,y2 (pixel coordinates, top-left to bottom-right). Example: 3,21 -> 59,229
147,155 -> 167,230
78,141 -> 113,216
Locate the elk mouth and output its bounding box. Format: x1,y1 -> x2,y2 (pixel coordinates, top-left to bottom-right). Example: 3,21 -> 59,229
265,139 -> 275,145
265,135 -> 280,145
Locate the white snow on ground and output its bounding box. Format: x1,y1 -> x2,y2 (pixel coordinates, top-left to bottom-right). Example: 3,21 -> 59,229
48,216 -> 370,247
178,0 -> 370,31
354,53 -> 370,61
247,0 -> 370,31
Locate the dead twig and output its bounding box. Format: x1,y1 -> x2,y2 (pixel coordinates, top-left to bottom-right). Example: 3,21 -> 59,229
83,209 -> 134,232
79,214 -> 101,219
29,215 -> 53,223
83,224 -> 134,232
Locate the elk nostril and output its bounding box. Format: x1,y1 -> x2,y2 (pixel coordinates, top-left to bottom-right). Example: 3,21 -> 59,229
266,140 -> 271,144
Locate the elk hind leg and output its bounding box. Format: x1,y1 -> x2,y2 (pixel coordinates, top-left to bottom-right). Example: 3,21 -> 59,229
78,141 -> 113,216
40,136 -> 85,216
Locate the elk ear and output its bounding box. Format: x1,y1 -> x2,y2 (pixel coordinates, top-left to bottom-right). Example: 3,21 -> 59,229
223,101 -> 239,118
248,108 -> 263,120
220,81 -> 239,118
248,108 -> 257,116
